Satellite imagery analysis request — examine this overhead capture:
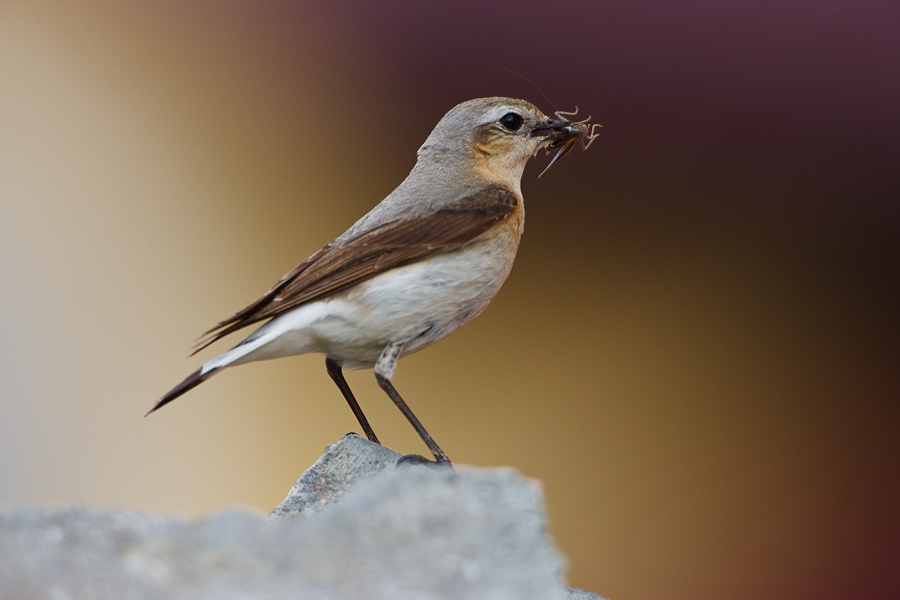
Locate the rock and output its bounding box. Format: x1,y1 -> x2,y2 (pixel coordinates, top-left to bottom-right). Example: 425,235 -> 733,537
269,432 -> 402,520
565,585 -> 607,600
0,434 -> 606,600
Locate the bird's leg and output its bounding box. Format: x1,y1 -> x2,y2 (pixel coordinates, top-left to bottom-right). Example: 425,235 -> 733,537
325,357 -> 380,443
374,343 -> 451,464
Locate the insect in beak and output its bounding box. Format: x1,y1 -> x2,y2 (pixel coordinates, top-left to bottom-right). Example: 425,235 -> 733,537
533,107 -> 602,179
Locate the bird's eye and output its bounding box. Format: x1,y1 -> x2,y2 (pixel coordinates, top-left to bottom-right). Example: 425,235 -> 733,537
499,112 -> 524,132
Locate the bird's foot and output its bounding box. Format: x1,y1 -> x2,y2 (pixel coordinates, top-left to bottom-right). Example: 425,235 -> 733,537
396,453 -> 453,470
341,431 -> 381,444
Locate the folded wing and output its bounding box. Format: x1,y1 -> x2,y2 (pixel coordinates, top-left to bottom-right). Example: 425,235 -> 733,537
192,187 -> 518,353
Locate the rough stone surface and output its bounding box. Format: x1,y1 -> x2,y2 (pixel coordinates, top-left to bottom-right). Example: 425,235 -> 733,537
565,587 -> 607,600
269,432 -> 403,520
0,434 -> 606,600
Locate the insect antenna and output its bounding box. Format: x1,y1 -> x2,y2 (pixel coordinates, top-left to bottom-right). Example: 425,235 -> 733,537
503,69 -> 559,113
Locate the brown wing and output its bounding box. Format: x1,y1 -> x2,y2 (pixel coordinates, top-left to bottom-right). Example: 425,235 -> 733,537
191,187 -> 518,353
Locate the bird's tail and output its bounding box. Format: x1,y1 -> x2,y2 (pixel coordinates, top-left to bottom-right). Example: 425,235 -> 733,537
145,366 -> 221,416
147,326 -> 277,416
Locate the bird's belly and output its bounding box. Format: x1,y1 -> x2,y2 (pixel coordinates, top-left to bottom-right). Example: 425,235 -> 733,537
349,232 -> 518,359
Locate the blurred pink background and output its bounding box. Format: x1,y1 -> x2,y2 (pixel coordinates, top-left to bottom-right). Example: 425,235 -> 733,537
1,1 -> 898,598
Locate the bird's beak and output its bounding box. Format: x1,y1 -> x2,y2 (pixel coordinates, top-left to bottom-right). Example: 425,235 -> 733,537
531,117 -> 575,142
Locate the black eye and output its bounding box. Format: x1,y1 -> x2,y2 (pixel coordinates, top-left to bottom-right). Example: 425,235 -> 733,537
499,112 -> 524,131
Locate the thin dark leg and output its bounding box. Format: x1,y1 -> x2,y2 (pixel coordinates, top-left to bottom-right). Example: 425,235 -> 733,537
325,358 -> 380,443
375,374 -> 450,463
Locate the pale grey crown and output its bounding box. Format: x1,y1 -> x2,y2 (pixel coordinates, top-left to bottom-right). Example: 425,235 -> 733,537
418,97 -> 547,157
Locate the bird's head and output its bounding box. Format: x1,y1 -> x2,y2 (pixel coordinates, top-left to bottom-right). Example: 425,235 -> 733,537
418,97 -> 580,190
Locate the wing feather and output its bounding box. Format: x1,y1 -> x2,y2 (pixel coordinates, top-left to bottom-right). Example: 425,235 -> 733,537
192,187 -> 518,353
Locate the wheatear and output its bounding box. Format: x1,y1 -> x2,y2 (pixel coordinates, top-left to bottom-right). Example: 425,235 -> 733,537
148,97 -> 595,463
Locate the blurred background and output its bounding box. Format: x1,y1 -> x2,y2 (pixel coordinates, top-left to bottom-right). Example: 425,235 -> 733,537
1,1 -> 898,598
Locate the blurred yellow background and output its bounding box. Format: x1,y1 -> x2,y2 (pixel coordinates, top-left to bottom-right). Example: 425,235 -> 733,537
2,2 -> 898,599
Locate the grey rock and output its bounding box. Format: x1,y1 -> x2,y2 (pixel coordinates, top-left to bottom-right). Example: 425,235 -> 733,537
0,435 -> 607,600
565,585 -> 607,600
269,432 -> 402,520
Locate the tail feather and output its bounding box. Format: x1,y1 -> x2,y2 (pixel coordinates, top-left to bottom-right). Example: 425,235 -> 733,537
151,317 -> 279,417
145,367 -> 219,416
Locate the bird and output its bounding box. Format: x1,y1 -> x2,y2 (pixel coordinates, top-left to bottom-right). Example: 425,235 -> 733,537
148,96 -> 590,464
